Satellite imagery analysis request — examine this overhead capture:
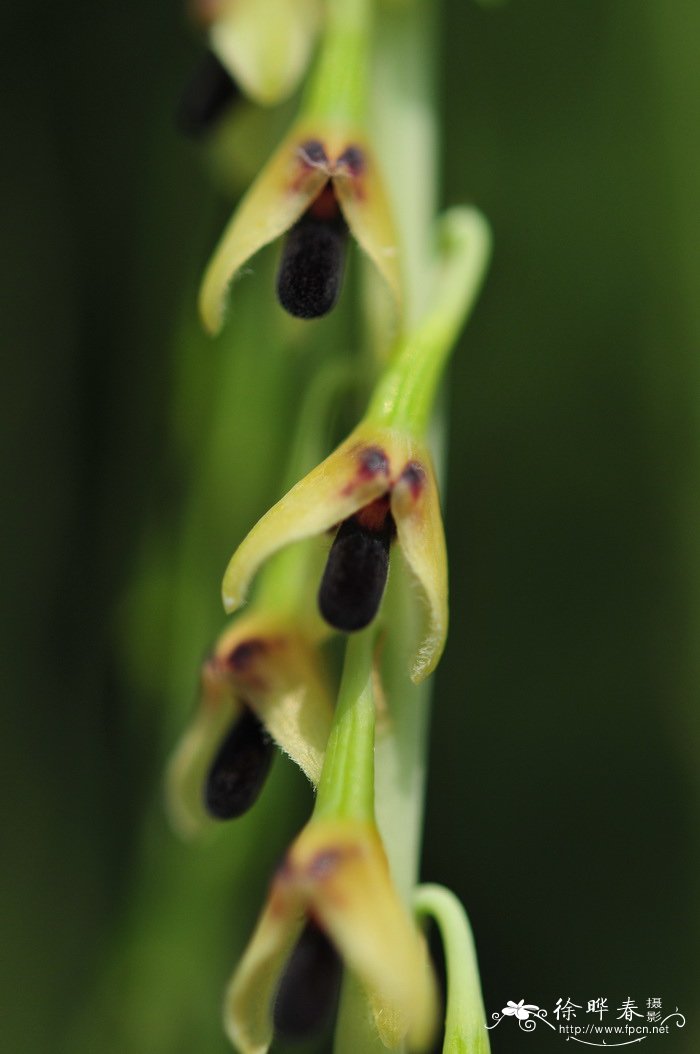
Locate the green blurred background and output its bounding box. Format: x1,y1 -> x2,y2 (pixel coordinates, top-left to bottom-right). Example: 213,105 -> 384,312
2,1 -> 698,1052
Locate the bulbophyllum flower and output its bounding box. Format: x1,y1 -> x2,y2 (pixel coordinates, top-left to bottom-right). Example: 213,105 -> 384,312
221,424 -> 446,683
225,816 -> 438,1053
199,120 -> 400,332
166,611 -> 333,838
190,0 -> 321,107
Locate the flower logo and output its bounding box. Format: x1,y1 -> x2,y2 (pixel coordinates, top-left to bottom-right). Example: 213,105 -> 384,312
487,998 -> 555,1033
502,999 -> 540,1021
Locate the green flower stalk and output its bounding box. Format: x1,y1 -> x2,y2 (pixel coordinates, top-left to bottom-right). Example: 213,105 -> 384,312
414,885 -> 490,1054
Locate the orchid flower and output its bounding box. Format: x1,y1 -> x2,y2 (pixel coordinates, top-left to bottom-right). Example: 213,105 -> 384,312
198,0 -> 401,332
166,608 -> 333,838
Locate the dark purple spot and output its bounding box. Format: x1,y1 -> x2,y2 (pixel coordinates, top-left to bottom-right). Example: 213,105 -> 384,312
273,921 -> 342,1041
204,709 -> 274,820
276,208 -> 348,319
307,848 -> 344,879
358,445 -> 389,479
175,51 -> 240,138
400,460 -> 426,499
227,638 -> 267,672
318,511 -> 395,632
299,139 -> 328,166
337,144 -> 365,176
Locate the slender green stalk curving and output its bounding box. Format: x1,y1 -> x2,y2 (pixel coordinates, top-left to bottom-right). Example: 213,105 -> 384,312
415,885 -> 491,1054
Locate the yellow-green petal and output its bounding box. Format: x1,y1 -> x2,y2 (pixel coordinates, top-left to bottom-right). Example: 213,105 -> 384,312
203,0 -> 320,106
199,122 -> 329,334
390,448 -> 448,683
221,426 -> 393,613
165,664 -> 242,839
240,625 -> 333,786
332,141 -> 403,315
224,881 -> 306,1054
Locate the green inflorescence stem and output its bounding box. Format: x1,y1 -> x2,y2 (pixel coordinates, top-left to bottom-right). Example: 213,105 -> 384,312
335,1 -> 444,1050
304,0 -> 373,126
366,208 -> 492,437
314,628 -> 377,823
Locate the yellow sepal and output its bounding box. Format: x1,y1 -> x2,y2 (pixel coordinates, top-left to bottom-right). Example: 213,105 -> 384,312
166,612 -> 333,838
225,818 -> 438,1053
390,445 -> 448,683
199,122 -> 329,334
194,0 -> 320,106
221,426 -> 393,613
333,142 -> 402,313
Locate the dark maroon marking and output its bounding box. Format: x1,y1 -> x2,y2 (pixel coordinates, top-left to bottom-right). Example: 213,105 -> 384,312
273,920 -> 343,1041
307,848 -> 344,879
337,144 -> 365,176
318,509 -> 395,632
355,494 -> 393,534
400,460 -> 426,499
357,445 -> 389,479
227,638 -> 267,672
299,138 -> 328,166
308,183 -> 341,222
204,708 -> 274,820
276,207 -> 348,319
175,50 -> 240,139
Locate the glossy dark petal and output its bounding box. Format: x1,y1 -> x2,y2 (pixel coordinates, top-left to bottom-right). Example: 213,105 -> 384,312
204,709 -> 274,820
276,212 -> 348,319
318,515 -> 392,632
176,51 -> 240,138
273,921 -> 343,1041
